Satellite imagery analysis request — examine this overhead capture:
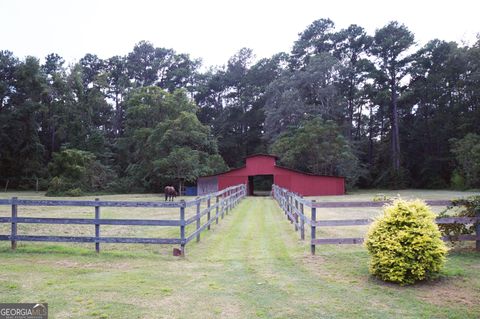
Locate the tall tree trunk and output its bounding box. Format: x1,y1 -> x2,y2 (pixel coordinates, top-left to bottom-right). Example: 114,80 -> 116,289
379,104 -> 385,141
368,106 -> 374,167
115,92 -> 123,137
347,98 -> 354,139
391,78 -> 401,173
355,104 -> 363,139
347,81 -> 354,140
50,119 -> 55,158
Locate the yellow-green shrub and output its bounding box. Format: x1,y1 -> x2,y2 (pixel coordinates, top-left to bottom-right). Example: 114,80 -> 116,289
365,199 -> 448,285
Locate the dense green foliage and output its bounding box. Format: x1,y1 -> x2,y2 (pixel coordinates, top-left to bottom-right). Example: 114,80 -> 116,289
365,199 -> 448,285
114,87 -> 226,192
47,149 -> 113,196
1,18 -> 479,192
437,196 -> 480,243
450,134 -> 480,189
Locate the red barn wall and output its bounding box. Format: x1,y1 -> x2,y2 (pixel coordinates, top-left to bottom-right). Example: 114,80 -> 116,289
289,173 -> 344,196
198,155 -> 345,196
218,175 -> 248,190
273,174 -> 291,190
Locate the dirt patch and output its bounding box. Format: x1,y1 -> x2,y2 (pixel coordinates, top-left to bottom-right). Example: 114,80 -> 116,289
416,277 -> 479,307
300,254 -> 327,268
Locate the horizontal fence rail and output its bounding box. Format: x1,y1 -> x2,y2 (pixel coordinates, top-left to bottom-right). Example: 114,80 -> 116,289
272,184 -> 480,255
0,184 -> 247,256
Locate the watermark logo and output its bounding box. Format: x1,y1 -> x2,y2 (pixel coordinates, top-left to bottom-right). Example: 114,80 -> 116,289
0,303 -> 48,319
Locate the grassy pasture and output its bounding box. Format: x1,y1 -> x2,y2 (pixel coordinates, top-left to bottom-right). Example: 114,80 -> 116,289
0,190 -> 479,318
0,192 -> 215,254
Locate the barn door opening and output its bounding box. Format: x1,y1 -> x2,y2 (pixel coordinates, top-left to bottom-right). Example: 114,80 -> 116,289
248,175 -> 273,196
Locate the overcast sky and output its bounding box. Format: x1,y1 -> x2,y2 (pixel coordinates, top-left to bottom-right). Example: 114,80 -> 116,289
1,0 -> 479,67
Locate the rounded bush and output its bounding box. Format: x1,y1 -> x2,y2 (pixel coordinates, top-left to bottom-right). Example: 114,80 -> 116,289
365,199 -> 448,285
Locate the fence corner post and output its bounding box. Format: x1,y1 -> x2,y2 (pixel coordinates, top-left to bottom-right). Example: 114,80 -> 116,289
11,197 -> 17,250
311,200 -> 316,255
95,198 -> 100,253
196,198 -> 201,243
180,200 -> 186,256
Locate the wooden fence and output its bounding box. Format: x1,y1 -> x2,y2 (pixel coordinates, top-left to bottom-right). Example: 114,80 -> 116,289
0,184 -> 246,256
272,184 -> 480,255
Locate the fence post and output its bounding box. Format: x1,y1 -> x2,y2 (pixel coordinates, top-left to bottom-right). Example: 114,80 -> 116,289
225,190 -> 230,215
285,192 -> 288,219
207,197 -> 211,230
287,193 -> 293,224
286,193 -> 289,220
224,190 -> 228,216
95,198 -> 100,253
288,193 -> 291,220
294,197 -> 299,232
196,198 -> 201,243
311,200 -> 316,255
227,189 -> 231,214
232,188 -> 236,208
180,200 -> 186,256
300,197 -> 305,240
11,197 -> 17,250
215,195 -> 219,224
476,208 -> 480,252
222,192 -> 225,219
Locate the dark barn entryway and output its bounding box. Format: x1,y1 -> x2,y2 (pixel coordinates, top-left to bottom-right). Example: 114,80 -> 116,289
248,175 -> 273,196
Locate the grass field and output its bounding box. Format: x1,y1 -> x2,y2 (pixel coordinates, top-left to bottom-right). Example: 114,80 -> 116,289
0,190 -> 479,318
0,192 -> 217,253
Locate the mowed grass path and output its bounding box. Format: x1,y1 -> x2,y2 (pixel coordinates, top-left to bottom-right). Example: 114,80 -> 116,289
0,197 -> 479,318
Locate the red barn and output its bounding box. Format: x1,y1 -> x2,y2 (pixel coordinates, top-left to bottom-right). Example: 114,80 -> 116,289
197,154 -> 345,196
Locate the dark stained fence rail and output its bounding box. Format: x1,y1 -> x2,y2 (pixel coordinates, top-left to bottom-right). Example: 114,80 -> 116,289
272,184 -> 480,255
0,184 -> 247,256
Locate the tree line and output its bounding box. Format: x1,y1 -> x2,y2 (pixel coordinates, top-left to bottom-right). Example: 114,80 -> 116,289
1,18 -> 479,194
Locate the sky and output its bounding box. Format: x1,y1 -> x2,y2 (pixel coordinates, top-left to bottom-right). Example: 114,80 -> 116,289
1,0 -> 479,67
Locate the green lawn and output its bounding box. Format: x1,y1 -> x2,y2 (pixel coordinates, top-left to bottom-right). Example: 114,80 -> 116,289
0,191 -> 479,318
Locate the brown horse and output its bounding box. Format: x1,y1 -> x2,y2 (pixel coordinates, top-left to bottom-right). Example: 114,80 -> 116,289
164,186 -> 177,201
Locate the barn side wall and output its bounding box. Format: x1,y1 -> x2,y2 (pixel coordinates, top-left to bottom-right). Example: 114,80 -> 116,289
290,173 -> 344,196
